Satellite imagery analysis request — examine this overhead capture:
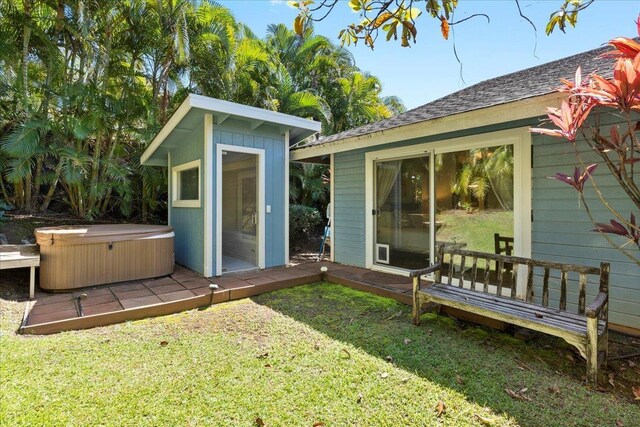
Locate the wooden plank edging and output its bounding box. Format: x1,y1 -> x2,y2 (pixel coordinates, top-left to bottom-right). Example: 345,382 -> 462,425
19,273 -> 323,335
20,291 -> 229,335
326,273 -> 413,305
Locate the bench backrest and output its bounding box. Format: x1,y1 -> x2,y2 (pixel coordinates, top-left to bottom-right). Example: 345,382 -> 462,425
434,243 -> 609,315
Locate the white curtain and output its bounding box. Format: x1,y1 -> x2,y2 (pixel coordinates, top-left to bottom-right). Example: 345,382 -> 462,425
376,161 -> 402,209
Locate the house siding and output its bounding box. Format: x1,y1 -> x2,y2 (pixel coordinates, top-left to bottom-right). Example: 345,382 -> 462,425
168,123 -> 205,274
330,116 -> 638,329
334,150 -> 367,267
213,120 -> 286,270
531,120 -> 639,329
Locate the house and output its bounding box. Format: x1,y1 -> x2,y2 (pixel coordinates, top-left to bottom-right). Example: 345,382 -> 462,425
290,45 -> 639,334
141,95 -> 321,277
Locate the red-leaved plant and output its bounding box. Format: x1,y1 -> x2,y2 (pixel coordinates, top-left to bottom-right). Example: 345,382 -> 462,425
531,17 -> 640,266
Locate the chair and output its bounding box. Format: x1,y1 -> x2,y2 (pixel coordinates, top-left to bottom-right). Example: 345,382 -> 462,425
494,233 -> 515,280
494,233 -> 514,256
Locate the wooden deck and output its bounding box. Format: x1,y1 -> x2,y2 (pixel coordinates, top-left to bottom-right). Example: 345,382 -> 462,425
19,262 -> 419,334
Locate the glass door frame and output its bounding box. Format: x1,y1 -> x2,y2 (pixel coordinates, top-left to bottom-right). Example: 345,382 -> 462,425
215,143 -> 266,276
364,128 -> 532,297
372,152 -> 436,270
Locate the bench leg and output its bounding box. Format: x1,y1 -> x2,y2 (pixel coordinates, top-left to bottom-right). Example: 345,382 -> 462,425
602,327 -> 609,369
412,276 -> 420,326
586,316 -> 599,385
29,266 -> 35,299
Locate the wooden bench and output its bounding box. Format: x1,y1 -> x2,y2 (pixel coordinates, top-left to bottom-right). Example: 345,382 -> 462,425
410,244 -> 609,384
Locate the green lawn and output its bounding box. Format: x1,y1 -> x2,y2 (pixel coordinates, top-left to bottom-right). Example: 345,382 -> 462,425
1,283 -> 638,426
437,209 -> 513,254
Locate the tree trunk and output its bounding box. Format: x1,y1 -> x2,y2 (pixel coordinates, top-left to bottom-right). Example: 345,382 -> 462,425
39,0 -> 64,118
31,157 -> 44,209
40,161 -> 63,212
40,178 -> 58,212
87,136 -> 102,215
0,178 -> 15,206
24,175 -> 32,211
101,187 -> 112,215
21,0 -> 33,112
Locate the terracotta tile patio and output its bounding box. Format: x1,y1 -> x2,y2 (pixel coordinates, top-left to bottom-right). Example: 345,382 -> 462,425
19,261 -> 422,335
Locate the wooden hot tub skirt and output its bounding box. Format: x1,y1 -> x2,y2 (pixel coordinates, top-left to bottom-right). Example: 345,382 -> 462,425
35,224 -> 174,291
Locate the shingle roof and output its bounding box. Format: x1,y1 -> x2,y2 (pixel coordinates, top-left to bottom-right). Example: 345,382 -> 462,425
295,43 -> 615,150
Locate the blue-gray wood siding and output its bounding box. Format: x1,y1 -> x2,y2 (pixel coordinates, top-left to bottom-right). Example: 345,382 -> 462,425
330,117 -> 638,329
213,120 -> 287,269
169,123 -> 205,274
334,149 -> 367,267
531,120 -> 639,329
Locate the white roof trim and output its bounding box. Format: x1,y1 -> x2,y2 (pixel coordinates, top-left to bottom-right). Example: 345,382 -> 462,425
141,94 -> 321,165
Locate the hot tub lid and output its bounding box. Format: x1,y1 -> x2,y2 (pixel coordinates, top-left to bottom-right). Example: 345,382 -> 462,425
35,224 -> 174,246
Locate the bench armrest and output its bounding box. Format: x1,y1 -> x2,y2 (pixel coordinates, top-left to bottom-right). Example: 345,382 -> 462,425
586,291 -> 608,318
409,262 -> 442,278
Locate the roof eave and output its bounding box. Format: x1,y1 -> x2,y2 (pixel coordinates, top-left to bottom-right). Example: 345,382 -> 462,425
141,94 -> 321,165
291,92 -> 564,161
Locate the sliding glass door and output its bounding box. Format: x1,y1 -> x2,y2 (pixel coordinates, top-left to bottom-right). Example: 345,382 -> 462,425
372,143 -> 515,274
374,155 -> 431,270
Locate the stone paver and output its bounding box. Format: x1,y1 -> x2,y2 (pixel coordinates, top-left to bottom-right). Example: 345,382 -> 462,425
82,301 -> 123,316
81,293 -> 118,307
150,283 -> 187,295
119,295 -> 163,309
112,288 -> 154,300
28,309 -> 78,325
157,289 -> 195,302
144,277 -> 178,287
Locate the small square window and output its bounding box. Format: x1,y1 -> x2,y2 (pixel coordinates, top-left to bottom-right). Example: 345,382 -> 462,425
172,160 -> 201,208
179,167 -> 199,200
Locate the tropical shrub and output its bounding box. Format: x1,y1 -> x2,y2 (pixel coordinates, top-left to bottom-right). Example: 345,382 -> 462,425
289,204 -> 323,246
0,199 -> 11,226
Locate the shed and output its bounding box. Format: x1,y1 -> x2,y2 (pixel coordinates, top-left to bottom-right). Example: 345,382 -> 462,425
141,94 -> 321,277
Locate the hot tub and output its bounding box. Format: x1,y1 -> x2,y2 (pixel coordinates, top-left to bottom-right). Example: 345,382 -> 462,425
35,224 -> 174,291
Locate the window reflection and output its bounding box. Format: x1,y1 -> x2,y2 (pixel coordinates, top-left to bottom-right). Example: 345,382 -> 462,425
435,145 -> 514,254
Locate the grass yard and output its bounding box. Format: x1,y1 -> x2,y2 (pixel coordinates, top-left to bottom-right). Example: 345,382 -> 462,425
437,209 -> 513,254
1,283 -> 639,426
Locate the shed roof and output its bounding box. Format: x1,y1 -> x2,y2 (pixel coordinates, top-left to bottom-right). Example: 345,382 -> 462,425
293,43 -> 614,152
141,94 -> 321,165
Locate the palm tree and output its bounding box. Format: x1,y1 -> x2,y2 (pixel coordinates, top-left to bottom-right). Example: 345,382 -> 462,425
450,146 -> 514,211
263,63 -> 331,125
0,1 -> 404,222
289,162 -> 330,211
331,72 -> 396,133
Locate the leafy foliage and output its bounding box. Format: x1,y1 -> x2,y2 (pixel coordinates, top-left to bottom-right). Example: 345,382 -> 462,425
292,0 -> 595,49
289,204 -> 323,245
0,1 -> 402,221
450,146 -> 513,211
